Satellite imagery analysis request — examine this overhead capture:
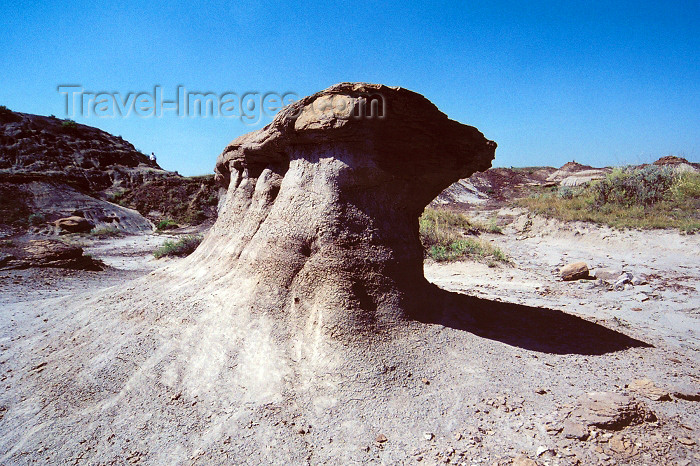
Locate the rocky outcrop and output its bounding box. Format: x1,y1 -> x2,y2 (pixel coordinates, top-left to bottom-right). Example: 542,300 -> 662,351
54,215 -> 93,234
569,392 -> 656,430
0,239 -> 103,270
547,161 -> 611,187
199,82 -> 496,335
1,179 -> 154,235
0,109 -> 174,234
560,262 -> 589,281
434,167 -> 557,207
653,155 -> 699,173
0,111 -> 172,192
117,175 -> 219,225
654,155 -> 692,166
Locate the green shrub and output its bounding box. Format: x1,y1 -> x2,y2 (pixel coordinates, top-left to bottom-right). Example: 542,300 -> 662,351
483,218 -> 503,234
592,166 -> 674,207
109,189 -> 128,204
153,235 -> 202,259
156,218 -> 178,231
419,208 -> 473,248
61,119 -> 78,132
671,172 -> 700,201
428,238 -> 507,262
558,186 -> 574,199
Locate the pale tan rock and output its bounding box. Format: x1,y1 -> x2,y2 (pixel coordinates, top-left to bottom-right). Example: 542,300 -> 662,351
628,378 -> 671,401
562,420 -> 588,440
560,262 -> 589,281
54,215 -> 93,233
609,434 -> 636,455
512,455 -> 538,466
570,392 -> 656,430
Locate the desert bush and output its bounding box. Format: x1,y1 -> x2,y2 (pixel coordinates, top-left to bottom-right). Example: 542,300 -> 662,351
109,189 -> 128,204
592,166 -> 674,207
428,237 -> 507,263
153,235 -> 202,259
484,218 -> 503,234
156,218 -> 178,231
419,208 -> 473,248
671,172 -> 700,201
558,186 -> 574,199
60,119 -> 78,133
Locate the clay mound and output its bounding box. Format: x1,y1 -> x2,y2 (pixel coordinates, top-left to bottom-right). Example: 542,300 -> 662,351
653,155 -> 699,173
547,161 -> 610,186
653,155 -> 690,166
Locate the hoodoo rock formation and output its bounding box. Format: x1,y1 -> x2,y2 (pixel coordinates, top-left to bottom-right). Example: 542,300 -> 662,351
0,85 -> 652,464
193,82 -> 496,336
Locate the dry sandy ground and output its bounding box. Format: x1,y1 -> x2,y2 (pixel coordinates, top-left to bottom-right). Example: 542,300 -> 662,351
0,216 -> 699,465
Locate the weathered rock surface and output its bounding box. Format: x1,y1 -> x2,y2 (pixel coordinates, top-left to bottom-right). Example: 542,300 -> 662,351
592,268 -> 624,282
562,419 -> 589,440
0,109 -> 176,234
560,261 -> 589,281
0,239 -> 103,270
54,215 -> 93,233
0,111 -> 168,191
628,378 -> 671,401
204,82 -> 496,333
569,392 -> 656,430
547,161 -> 611,186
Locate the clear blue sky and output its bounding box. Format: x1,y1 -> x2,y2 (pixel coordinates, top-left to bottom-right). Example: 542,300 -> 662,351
1,0 -> 698,175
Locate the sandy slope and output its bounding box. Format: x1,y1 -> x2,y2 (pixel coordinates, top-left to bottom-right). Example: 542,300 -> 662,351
0,220 -> 698,465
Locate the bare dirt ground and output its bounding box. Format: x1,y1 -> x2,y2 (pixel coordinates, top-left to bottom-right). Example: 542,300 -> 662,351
0,215 -> 699,465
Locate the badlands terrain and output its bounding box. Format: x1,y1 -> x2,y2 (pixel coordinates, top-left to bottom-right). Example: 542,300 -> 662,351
0,87 -> 699,465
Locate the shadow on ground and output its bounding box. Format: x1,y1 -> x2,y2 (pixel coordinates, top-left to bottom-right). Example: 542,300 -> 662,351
412,284 -> 652,355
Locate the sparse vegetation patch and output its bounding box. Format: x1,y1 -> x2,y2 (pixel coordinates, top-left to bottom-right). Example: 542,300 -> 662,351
419,208 -> 509,263
89,227 -> 123,238
156,218 -> 178,231
518,167 -> 700,233
61,119 -> 78,132
153,235 -> 202,259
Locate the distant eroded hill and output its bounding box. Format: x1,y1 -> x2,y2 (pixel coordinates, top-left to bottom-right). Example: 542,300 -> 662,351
0,107 -> 178,235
